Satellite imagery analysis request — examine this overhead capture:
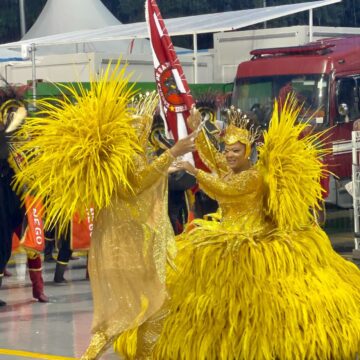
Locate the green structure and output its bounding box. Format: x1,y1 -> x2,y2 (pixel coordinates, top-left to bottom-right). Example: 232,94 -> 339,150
25,81 -> 231,101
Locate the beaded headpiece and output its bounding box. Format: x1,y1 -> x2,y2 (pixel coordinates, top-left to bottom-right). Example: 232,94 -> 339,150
223,106 -> 260,157
129,91 -> 159,148
194,91 -> 219,126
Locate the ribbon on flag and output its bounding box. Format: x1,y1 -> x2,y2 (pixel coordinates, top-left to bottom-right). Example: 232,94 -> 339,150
145,0 -> 206,168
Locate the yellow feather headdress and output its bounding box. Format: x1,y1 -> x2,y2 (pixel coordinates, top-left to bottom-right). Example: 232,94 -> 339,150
13,60 -> 143,234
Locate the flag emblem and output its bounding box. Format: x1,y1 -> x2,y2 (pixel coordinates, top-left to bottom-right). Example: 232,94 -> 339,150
155,62 -> 188,113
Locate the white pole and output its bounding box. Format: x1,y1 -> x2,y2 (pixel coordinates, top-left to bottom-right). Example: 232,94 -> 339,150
19,0 -> 26,38
309,9 -> 313,42
263,0 -> 267,29
193,33 -> 198,84
30,43 -> 36,110
352,130 -> 360,251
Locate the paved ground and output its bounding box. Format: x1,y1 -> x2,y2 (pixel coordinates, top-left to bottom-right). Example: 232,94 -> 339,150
0,207 -> 358,360
0,257 -> 118,360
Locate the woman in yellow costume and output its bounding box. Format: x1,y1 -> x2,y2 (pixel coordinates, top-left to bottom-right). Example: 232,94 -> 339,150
11,62 -> 195,359
116,97 -> 360,360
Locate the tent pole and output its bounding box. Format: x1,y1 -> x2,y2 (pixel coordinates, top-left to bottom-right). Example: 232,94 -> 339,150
30,43 -> 37,110
19,0 -> 26,38
193,33 -> 198,84
263,0 -> 267,29
309,9 -> 313,42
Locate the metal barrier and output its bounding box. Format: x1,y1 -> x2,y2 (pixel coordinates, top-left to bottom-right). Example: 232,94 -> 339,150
352,130 -> 360,258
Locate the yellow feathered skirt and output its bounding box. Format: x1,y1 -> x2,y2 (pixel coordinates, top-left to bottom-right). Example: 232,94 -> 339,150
116,221 -> 360,360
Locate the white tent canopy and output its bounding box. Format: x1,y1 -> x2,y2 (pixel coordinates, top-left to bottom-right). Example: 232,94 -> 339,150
23,0 -> 120,39
21,0 -> 151,55
0,0 -> 341,49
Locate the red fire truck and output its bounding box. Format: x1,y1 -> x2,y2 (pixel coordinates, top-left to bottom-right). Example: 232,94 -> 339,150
231,36 -> 360,208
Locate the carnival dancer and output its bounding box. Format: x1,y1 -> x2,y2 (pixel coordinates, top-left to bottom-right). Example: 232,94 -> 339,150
0,102 -> 23,306
115,97 -> 360,360
11,62 -> 195,359
8,176 -> 49,305
80,93 -> 195,359
0,79 -> 48,305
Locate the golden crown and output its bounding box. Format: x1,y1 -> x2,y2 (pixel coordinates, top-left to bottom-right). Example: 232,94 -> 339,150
130,91 -> 159,118
223,106 -> 260,146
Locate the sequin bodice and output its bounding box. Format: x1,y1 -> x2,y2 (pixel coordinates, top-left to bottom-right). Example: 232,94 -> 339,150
196,168 -> 266,232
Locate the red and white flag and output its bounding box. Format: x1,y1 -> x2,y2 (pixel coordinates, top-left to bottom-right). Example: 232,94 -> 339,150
145,0 -> 199,165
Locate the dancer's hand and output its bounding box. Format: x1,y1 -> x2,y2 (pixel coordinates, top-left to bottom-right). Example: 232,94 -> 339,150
187,105 -> 201,130
174,161 -> 198,176
169,133 -> 196,158
168,165 -> 182,174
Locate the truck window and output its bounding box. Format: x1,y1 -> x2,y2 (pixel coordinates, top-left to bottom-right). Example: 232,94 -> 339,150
336,78 -> 360,122
232,74 -> 329,129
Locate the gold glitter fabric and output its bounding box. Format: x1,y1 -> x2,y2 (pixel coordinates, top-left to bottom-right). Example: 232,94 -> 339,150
82,150 -> 175,359
195,131 -> 228,176
147,167 -> 360,360
80,331 -> 109,360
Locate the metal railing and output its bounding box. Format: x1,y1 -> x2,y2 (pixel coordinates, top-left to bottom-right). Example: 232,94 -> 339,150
351,130 -> 360,254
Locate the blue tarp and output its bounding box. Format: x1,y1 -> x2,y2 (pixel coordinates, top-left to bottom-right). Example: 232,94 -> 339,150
0,57 -> 23,62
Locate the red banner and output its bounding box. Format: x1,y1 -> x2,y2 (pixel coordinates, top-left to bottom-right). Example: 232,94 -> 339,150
146,0 -> 210,170
146,0 -> 194,140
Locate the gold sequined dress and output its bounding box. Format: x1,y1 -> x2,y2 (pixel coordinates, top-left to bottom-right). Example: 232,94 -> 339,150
116,100 -> 360,360
82,150 -> 176,359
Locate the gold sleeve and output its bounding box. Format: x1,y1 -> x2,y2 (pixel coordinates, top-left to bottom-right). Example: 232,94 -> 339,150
130,149 -> 175,195
195,131 -> 228,176
196,169 -> 260,200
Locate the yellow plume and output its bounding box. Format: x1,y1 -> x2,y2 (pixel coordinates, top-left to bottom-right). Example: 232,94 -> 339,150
257,94 -> 329,230
13,60 -> 142,234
